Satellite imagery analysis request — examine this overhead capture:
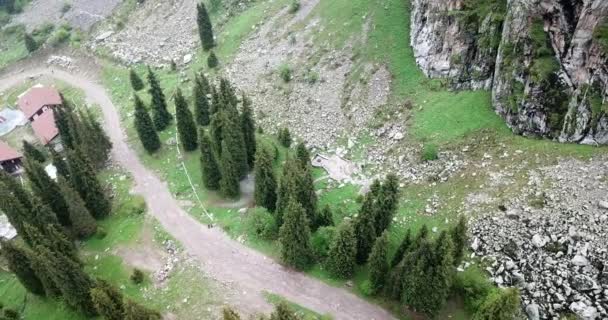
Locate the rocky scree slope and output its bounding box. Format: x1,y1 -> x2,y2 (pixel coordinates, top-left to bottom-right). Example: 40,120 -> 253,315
411,0 -> 608,145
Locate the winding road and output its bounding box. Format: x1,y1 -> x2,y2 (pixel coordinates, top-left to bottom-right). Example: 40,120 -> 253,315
0,65 -> 396,319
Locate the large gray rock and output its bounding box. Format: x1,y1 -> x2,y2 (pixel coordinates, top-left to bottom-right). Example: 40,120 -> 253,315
525,303 -> 540,320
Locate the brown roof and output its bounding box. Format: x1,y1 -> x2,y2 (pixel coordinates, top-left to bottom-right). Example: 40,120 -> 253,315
0,141 -> 22,162
32,111 -> 59,145
18,87 -> 62,119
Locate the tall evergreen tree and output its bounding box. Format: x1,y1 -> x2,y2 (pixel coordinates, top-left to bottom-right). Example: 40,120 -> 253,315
219,141 -> 240,198
317,205 -> 334,227
292,160 -> 318,229
28,246 -> 62,297
123,299 -> 162,320
199,131 -> 221,190
472,288 -> 520,320
274,169 -> 293,227
196,2 -> 215,51
254,147 -> 277,212
66,149 -> 111,219
326,221 -> 357,279
0,239 -> 45,296
210,86 -> 222,115
222,109 -> 249,178
58,177 -> 97,239
147,67 -> 172,130
207,51 -> 219,68
209,109 -> 224,154
174,88 -> 198,151
81,109 -> 112,167
0,169 -> 33,212
295,142 -> 310,169
129,69 -> 145,91
24,33 -> 38,52
353,192 -> 377,264
38,245 -> 97,316
222,307 -> 241,320
368,231 -> 389,295
0,187 -> 33,243
270,302 -> 300,320
133,94 -> 161,153
24,159 -> 71,227
219,78 -> 238,108
391,229 -> 412,267
374,174 -> 400,233
22,140 -> 45,162
278,128 -> 292,148
450,215 -> 467,266
25,221 -> 79,265
241,100 -> 256,168
50,148 -> 70,179
193,75 -> 211,126
53,104 -> 75,150
279,199 -> 313,270
90,280 -> 125,320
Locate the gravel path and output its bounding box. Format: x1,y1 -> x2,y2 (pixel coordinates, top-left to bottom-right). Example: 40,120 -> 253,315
0,65 -> 396,320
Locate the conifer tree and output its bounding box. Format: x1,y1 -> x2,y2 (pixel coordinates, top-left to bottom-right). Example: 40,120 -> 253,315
353,193 -> 377,264
207,51 -> 219,68
274,170 -> 293,227
198,72 -> 211,93
317,205 -> 334,227
90,280 -> 125,320
426,231 -> 454,315
58,177 -> 97,239
22,140 -> 45,162
368,231 -> 389,295
254,147 -> 277,212
133,94 -> 161,153
53,105 -> 75,149
81,109 -> 112,167
0,239 -> 45,296
210,86 -> 222,115
391,229 -> 412,267
175,89 -> 198,151
221,109 -> 249,178
0,170 -> 32,211
67,149 -> 111,219
28,246 -> 61,297
326,221 -> 357,279
209,110 -> 224,154
219,141 -> 240,198
197,2 -> 215,51
147,67 -> 172,130
219,78 -> 238,108
450,215 -> 467,266
222,307 -> 241,320
50,148 -> 70,179
279,199 -> 313,270
123,299 -> 162,320
24,159 -> 71,227
293,160 -> 318,229
295,142 -> 310,168
38,245 -> 97,316
278,128 -> 292,148
193,75 -> 211,126
199,132 -> 221,190
26,221 -> 79,264
24,33 -> 38,52
374,174 -> 400,233
241,100 -> 256,168
472,288 -> 520,320
0,187 -> 33,242
129,69 -> 145,91
270,302 -> 300,320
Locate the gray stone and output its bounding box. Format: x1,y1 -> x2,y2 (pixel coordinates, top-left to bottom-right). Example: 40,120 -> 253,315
525,303 -> 540,320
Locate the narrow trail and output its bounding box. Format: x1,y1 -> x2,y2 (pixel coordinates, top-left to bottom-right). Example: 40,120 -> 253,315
0,66 -> 396,319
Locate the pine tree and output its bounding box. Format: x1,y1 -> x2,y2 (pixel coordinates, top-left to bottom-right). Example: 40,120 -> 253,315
254,147 -> 277,212
24,33 -> 38,53
22,140 -> 45,162
425,231 -> 454,315
199,132 -> 221,190
353,192 -> 377,264
374,174 -> 400,234
274,170 -> 293,227
147,67 -> 172,130
197,2 -> 215,51
391,229 -> 412,267
219,78 -> 238,108
0,239 -> 45,296
219,141 -> 240,198
279,199 -> 313,270
222,307 -> 241,320
58,177 -> 97,239
90,280 -> 125,320
133,94 -> 161,153
209,110 -> 224,154
123,299 -> 162,320
326,221 -> 357,279
53,105 -> 75,150
278,128 -> 292,148
193,75 -> 211,126
293,160 -> 318,229
0,187 -> 33,242
81,109 -> 112,167
472,288 -> 520,320
241,100 -> 256,168
210,86 -> 222,115
317,205 -> 334,227
50,148 -> 70,179
368,231 -> 389,295
207,51 -> 219,68
38,245 -> 97,316
270,302 -> 300,320
221,109 -> 249,178
295,142 -> 310,168
67,149 -> 111,219
24,159 -> 71,227
129,69 -> 145,91
26,221 -> 79,264
174,89 -> 198,151
450,215 -> 467,266
0,170 -> 32,211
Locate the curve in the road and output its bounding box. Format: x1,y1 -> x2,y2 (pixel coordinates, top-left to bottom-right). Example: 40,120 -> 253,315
0,67 -> 396,320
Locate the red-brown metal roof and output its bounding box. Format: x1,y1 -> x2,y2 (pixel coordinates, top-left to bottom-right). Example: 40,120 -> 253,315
0,141 -> 22,162
31,111 -> 59,145
18,87 -> 62,119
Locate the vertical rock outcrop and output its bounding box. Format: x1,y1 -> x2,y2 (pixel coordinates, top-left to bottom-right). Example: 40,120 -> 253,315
410,0 -> 608,144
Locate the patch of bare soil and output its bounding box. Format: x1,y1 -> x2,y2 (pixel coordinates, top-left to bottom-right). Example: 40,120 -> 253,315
115,220 -> 167,275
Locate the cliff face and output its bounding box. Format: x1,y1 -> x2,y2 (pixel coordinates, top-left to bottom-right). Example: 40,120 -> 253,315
411,0 -> 608,144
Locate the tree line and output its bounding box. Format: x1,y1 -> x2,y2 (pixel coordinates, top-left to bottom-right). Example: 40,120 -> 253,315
0,96 -> 160,319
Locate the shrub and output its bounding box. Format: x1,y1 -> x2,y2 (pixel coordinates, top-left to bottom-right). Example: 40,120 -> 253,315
279,64 -> 292,82
305,69 -> 319,84
207,51 -> 219,68
48,25 -> 71,47
3,309 -> 18,320
472,288 -> 521,320
288,1 -> 300,14
421,143 -> 438,161
96,227 -> 108,239
311,226 -> 335,261
593,20 -> 608,54
247,208 -> 278,240
61,2 -> 72,14
453,266 -> 494,312
131,268 -> 145,284
121,195 -> 147,215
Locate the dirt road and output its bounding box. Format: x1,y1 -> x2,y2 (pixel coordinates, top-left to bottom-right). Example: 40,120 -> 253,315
0,66 -> 396,319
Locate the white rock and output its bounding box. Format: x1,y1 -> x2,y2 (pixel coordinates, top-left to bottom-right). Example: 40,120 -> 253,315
183,54 -> 193,64
525,303 -> 540,320
571,255 -> 589,266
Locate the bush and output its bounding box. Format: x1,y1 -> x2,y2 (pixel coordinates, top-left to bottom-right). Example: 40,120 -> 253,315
473,288 -> 521,320
246,208 -> 278,240
453,266 -> 494,312
96,227 -> 108,239
3,308 -> 19,320
421,143 -> 438,161
48,25 -> 71,47
207,51 -> 219,69
121,195 -> 147,215
131,268 -> 145,284
311,226 -> 335,260
288,0 -> 300,14
61,2 -> 72,14
279,64 -> 292,82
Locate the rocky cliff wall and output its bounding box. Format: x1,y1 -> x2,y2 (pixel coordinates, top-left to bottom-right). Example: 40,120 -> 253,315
411,0 -> 608,144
